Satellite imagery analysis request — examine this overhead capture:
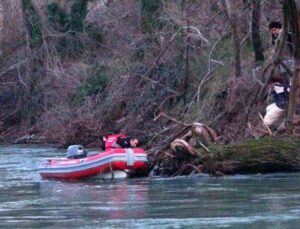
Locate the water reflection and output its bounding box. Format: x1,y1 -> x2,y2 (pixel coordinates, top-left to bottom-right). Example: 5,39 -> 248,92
38,179 -> 149,221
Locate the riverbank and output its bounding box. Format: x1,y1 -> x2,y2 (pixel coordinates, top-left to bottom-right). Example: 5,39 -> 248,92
152,136 -> 300,176
4,132 -> 300,177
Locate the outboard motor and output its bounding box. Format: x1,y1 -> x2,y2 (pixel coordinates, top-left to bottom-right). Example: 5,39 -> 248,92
66,145 -> 87,159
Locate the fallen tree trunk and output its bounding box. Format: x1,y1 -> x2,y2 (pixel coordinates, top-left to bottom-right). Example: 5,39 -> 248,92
151,137 -> 300,176
201,137 -> 300,174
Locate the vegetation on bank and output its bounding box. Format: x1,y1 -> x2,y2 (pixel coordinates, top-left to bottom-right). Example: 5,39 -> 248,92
1,0 -> 300,175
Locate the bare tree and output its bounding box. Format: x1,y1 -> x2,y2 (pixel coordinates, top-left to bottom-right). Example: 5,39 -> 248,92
0,2 -> 3,58
183,3 -> 192,105
284,0 -> 300,134
251,0 -> 264,63
222,0 -> 242,78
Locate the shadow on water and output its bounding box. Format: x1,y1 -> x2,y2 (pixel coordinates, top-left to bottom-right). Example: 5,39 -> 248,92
1,145 -> 300,228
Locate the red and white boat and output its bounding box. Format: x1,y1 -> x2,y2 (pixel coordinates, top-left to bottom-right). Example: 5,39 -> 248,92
39,148 -> 149,179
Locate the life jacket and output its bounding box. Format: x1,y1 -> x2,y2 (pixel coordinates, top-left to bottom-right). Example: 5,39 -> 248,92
104,133 -> 126,149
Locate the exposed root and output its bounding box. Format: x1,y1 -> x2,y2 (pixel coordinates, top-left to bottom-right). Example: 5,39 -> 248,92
170,122 -> 218,157
170,139 -> 201,157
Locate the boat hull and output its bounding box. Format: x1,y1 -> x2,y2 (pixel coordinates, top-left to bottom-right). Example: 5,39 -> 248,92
39,148 -> 149,179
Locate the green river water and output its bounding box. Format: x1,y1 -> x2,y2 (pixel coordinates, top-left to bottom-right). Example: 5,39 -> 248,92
0,145 -> 300,228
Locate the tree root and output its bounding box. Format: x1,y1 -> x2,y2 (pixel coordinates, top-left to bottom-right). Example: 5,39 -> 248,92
170,122 -> 218,157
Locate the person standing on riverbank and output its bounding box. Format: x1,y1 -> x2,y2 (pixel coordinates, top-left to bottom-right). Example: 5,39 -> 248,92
263,21 -> 294,131
269,21 -> 294,58
263,75 -> 290,130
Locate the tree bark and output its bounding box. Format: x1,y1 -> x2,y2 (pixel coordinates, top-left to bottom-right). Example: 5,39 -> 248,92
223,0 -> 242,78
284,0 -> 300,134
251,0 -> 264,63
0,2 -> 3,58
183,5 -> 191,105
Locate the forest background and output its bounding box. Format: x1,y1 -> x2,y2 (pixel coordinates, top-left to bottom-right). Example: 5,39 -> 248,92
0,0 -> 299,154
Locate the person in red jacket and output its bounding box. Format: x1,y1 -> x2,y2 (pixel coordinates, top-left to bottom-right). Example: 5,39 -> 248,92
102,133 -> 139,150
116,137 -> 139,148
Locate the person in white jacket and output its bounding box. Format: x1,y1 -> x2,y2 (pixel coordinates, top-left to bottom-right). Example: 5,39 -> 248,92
263,76 -> 290,130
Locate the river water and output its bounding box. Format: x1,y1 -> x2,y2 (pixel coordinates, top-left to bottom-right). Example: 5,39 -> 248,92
1,145 -> 300,228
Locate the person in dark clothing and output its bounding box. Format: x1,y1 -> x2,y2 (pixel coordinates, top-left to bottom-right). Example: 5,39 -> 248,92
262,21 -> 294,131
269,21 -> 294,57
116,137 -> 139,148
272,82 -> 290,110
101,137 -> 106,151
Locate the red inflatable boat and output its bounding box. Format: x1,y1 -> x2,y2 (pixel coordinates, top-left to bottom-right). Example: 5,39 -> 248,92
39,148 -> 149,179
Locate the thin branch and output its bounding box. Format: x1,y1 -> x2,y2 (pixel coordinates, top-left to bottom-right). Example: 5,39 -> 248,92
251,68 -> 264,87
182,25 -> 209,44
258,113 -> 273,136
135,32 -> 180,95
154,112 -> 191,126
196,35 -> 224,104
17,63 -> 28,90
0,60 -> 26,78
280,60 -> 294,77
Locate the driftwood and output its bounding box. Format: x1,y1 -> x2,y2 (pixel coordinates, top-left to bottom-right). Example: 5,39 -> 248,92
14,134 -> 45,144
171,139 -> 201,157
170,122 -> 218,157
150,113 -> 219,175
